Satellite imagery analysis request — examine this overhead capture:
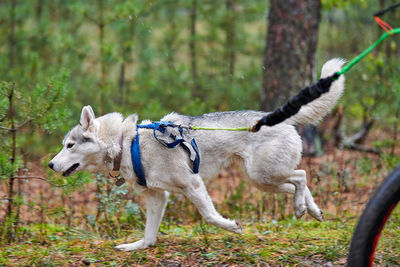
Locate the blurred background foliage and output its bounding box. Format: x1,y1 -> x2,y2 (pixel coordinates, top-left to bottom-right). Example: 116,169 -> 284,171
0,0 -> 398,144
0,0 -> 399,248
0,0 -> 398,143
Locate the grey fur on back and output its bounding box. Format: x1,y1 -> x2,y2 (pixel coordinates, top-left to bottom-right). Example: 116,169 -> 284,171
160,111 -> 301,180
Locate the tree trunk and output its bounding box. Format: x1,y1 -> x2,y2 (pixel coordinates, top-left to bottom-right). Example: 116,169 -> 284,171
118,62 -> 125,105
6,0 -> 17,241
36,0 -> 44,20
6,85 -> 16,243
225,0 -> 236,85
9,0 -> 16,69
165,3 -> 177,69
118,17 -> 135,106
260,0 -> 321,111
189,0 -> 200,97
98,0 -> 106,115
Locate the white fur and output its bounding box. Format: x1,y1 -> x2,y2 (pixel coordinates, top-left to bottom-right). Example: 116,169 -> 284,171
49,59 -> 345,251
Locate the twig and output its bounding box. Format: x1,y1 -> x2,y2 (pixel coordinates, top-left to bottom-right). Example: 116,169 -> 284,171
0,114 -> 6,122
84,11 -> 98,24
0,119 -> 33,131
332,107 -> 344,146
347,119 -> 375,145
0,126 -> 12,131
66,43 -> 88,59
15,118 -> 33,129
332,109 -> 379,155
341,143 -> 381,155
13,176 -> 66,187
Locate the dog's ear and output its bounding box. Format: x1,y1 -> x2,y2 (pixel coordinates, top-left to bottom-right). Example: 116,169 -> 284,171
86,105 -> 95,118
80,106 -> 96,131
129,114 -> 138,125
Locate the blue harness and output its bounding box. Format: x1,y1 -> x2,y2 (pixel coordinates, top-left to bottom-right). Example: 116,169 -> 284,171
130,121 -> 200,187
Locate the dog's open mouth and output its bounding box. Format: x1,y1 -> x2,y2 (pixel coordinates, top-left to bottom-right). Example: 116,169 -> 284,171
62,163 -> 80,177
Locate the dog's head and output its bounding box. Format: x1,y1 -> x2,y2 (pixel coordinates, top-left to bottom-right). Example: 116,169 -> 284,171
48,106 -> 122,176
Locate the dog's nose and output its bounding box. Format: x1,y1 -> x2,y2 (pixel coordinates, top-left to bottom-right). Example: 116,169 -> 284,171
48,162 -> 54,170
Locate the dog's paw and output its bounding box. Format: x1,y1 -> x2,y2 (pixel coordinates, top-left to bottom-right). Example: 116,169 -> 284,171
115,239 -> 147,251
306,201 -> 324,221
233,220 -> 243,234
309,209 -> 324,222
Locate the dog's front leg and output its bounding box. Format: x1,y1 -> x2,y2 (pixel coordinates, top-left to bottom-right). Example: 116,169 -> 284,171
115,190 -> 169,251
183,174 -> 243,234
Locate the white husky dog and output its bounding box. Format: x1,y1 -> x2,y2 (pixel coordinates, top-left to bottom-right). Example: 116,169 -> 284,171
49,59 -> 345,251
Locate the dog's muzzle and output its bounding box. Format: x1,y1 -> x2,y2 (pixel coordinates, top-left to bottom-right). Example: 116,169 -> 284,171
62,163 -> 80,177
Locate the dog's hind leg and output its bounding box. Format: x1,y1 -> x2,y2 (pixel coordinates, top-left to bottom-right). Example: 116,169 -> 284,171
265,183 -> 323,221
285,170 -> 308,218
304,185 -> 323,221
182,174 -> 242,234
115,190 -> 169,251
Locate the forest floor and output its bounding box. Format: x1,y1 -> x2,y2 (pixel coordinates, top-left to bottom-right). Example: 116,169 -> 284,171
1,211 -> 400,266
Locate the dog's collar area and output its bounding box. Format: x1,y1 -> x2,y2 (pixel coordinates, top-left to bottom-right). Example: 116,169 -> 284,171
110,134 -> 125,186
109,171 -> 126,186
113,134 -> 123,172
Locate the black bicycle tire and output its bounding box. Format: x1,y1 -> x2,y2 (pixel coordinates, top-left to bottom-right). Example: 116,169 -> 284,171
347,164 -> 400,267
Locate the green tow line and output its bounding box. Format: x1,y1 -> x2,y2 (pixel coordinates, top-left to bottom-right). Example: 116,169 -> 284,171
189,27 -> 400,132
338,28 -> 400,76
190,126 -> 252,131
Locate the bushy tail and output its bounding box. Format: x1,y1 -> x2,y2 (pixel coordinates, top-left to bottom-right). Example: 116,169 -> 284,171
286,58 -> 346,125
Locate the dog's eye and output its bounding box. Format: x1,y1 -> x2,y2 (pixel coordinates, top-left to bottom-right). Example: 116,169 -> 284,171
67,143 -> 74,149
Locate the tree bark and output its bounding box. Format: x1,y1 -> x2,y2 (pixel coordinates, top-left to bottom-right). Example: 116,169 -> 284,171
189,0 -> 200,97
261,0 -> 321,111
225,0 -> 236,85
165,3 -> 177,69
35,0 -> 44,20
9,0 -> 16,69
118,62 -> 125,105
118,14 -> 136,106
98,0 -> 106,115
6,85 -> 16,242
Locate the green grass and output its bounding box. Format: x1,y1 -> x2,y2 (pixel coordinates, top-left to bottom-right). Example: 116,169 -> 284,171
1,213 -> 399,266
